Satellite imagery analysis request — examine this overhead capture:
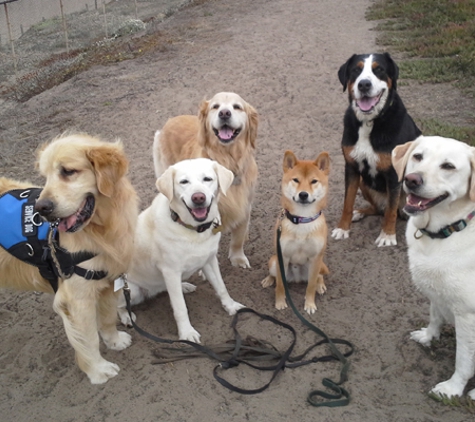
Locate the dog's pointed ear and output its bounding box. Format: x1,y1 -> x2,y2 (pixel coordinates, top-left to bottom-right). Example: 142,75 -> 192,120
245,103 -> 259,150
214,162 -> 234,196
469,149 -> 475,202
338,54 -> 356,92
156,166 -> 175,202
315,152 -> 330,175
283,150 -> 298,172
392,138 -> 420,182
86,142 -> 128,198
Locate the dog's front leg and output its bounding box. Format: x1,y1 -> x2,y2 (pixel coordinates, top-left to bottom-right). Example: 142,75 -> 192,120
275,256 -> 291,310
375,181 -> 400,247
305,256 -> 327,315
162,269 -> 201,343
431,314 -> 475,399
410,300 -> 444,346
98,284 -> 132,350
228,209 -> 251,268
332,163 -> 360,240
202,257 -> 245,315
54,280 -> 121,384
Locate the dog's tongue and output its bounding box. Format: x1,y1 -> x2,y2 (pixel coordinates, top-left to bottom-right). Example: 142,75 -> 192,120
58,214 -> 78,232
357,96 -> 379,112
218,127 -> 234,140
191,207 -> 208,220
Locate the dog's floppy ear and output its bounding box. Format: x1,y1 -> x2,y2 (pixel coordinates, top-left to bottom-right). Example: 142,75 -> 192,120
245,102 -> 259,150
86,142 -> 128,198
315,152 -> 330,175
213,162 -> 234,196
391,138 -> 420,182
283,150 -> 298,172
383,52 -> 399,90
156,166 -> 175,202
468,149 -> 475,202
338,54 -> 356,92
197,99 -> 210,147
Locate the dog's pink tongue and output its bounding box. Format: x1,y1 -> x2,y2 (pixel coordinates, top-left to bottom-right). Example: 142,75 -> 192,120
407,194 -> 432,210
357,96 -> 378,112
57,214 -> 78,232
191,207 -> 208,220
218,127 -> 234,140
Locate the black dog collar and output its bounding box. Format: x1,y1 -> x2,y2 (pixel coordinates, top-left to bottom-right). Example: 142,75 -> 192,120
417,210 -> 475,239
170,209 -> 221,234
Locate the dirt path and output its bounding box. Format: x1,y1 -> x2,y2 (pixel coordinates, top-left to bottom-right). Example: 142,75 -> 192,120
0,0 -> 474,420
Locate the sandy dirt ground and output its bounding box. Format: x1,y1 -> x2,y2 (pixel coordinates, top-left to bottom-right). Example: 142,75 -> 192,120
1,0 -> 475,420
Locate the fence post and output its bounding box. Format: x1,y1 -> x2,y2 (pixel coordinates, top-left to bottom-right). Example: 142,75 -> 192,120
59,0 -> 70,53
3,2 -> 18,82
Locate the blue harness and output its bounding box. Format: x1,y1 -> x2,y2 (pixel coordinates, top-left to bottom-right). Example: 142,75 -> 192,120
0,188 -> 107,292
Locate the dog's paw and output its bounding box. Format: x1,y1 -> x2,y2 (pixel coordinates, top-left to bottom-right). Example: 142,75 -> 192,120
431,379 -> 465,399
304,301 -> 317,314
352,210 -> 365,222
261,276 -> 275,288
182,282 -> 197,294
229,252 -> 251,268
87,360 -> 120,384
316,282 -> 327,296
331,228 -> 349,240
223,299 -> 245,316
103,331 -> 132,351
118,308 -> 136,327
275,298 -> 288,310
179,328 -> 201,344
410,328 -> 437,346
375,231 -> 397,247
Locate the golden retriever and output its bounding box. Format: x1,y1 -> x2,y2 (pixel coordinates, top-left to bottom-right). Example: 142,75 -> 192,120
153,92 -> 258,268
0,133 -> 138,384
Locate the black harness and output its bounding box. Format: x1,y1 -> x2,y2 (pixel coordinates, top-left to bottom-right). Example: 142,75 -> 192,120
0,188 -> 107,292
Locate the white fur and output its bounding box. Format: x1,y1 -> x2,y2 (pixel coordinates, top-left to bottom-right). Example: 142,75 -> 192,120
399,136 -> 475,399
117,158 -> 244,343
350,121 -> 379,178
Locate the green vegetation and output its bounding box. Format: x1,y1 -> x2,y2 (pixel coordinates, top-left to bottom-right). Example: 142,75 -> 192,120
367,0 -> 475,143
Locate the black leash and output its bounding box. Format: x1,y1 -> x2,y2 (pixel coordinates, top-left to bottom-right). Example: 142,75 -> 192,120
275,225 -> 352,407
122,225 -> 353,406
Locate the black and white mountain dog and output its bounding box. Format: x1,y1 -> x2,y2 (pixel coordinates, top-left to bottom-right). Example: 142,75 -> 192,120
332,52 -> 421,247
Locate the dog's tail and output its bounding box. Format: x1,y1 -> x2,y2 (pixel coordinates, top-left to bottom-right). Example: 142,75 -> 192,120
152,130 -> 164,179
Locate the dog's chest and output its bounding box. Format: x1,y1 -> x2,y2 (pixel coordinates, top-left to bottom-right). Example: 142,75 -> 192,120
281,226 -> 325,266
350,122 -> 379,178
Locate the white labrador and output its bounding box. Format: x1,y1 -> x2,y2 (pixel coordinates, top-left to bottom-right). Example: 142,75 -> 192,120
118,158 -> 245,343
392,135 -> 475,399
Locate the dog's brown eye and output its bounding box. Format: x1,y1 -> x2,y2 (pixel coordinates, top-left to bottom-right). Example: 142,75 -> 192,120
292,178 -> 299,183
179,180 -> 189,185
441,162 -> 455,170
413,153 -> 423,162
233,104 -> 242,110
311,179 -> 318,184
203,177 -> 212,182
61,167 -> 77,177
212,104 -> 219,110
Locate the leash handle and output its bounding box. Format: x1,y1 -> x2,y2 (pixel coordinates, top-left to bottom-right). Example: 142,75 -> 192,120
276,225 -> 352,407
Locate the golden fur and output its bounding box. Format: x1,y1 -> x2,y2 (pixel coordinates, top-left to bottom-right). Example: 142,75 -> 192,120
153,92 -> 258,268
261,150 -> 330,314
0,133 -> 138,384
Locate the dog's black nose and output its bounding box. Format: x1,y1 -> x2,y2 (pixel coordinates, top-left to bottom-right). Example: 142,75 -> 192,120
358,78 -> 372,94
35,198 -> 55,216
218,109 -> 231,120
299,191 -> 309,201
404,173 -> 423,190
192,192 -> 206,205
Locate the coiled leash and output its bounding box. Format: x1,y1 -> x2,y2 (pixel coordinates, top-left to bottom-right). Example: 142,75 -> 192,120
122,226 -> 353,406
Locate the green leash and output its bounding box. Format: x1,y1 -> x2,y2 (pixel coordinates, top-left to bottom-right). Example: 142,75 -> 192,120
276,225 -> 352,407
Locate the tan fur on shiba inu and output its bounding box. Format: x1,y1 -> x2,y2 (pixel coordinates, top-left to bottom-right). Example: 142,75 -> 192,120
261,150 -> 330,314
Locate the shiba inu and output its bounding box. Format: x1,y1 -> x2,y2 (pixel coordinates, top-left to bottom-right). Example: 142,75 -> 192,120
261,150 -> 330,314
